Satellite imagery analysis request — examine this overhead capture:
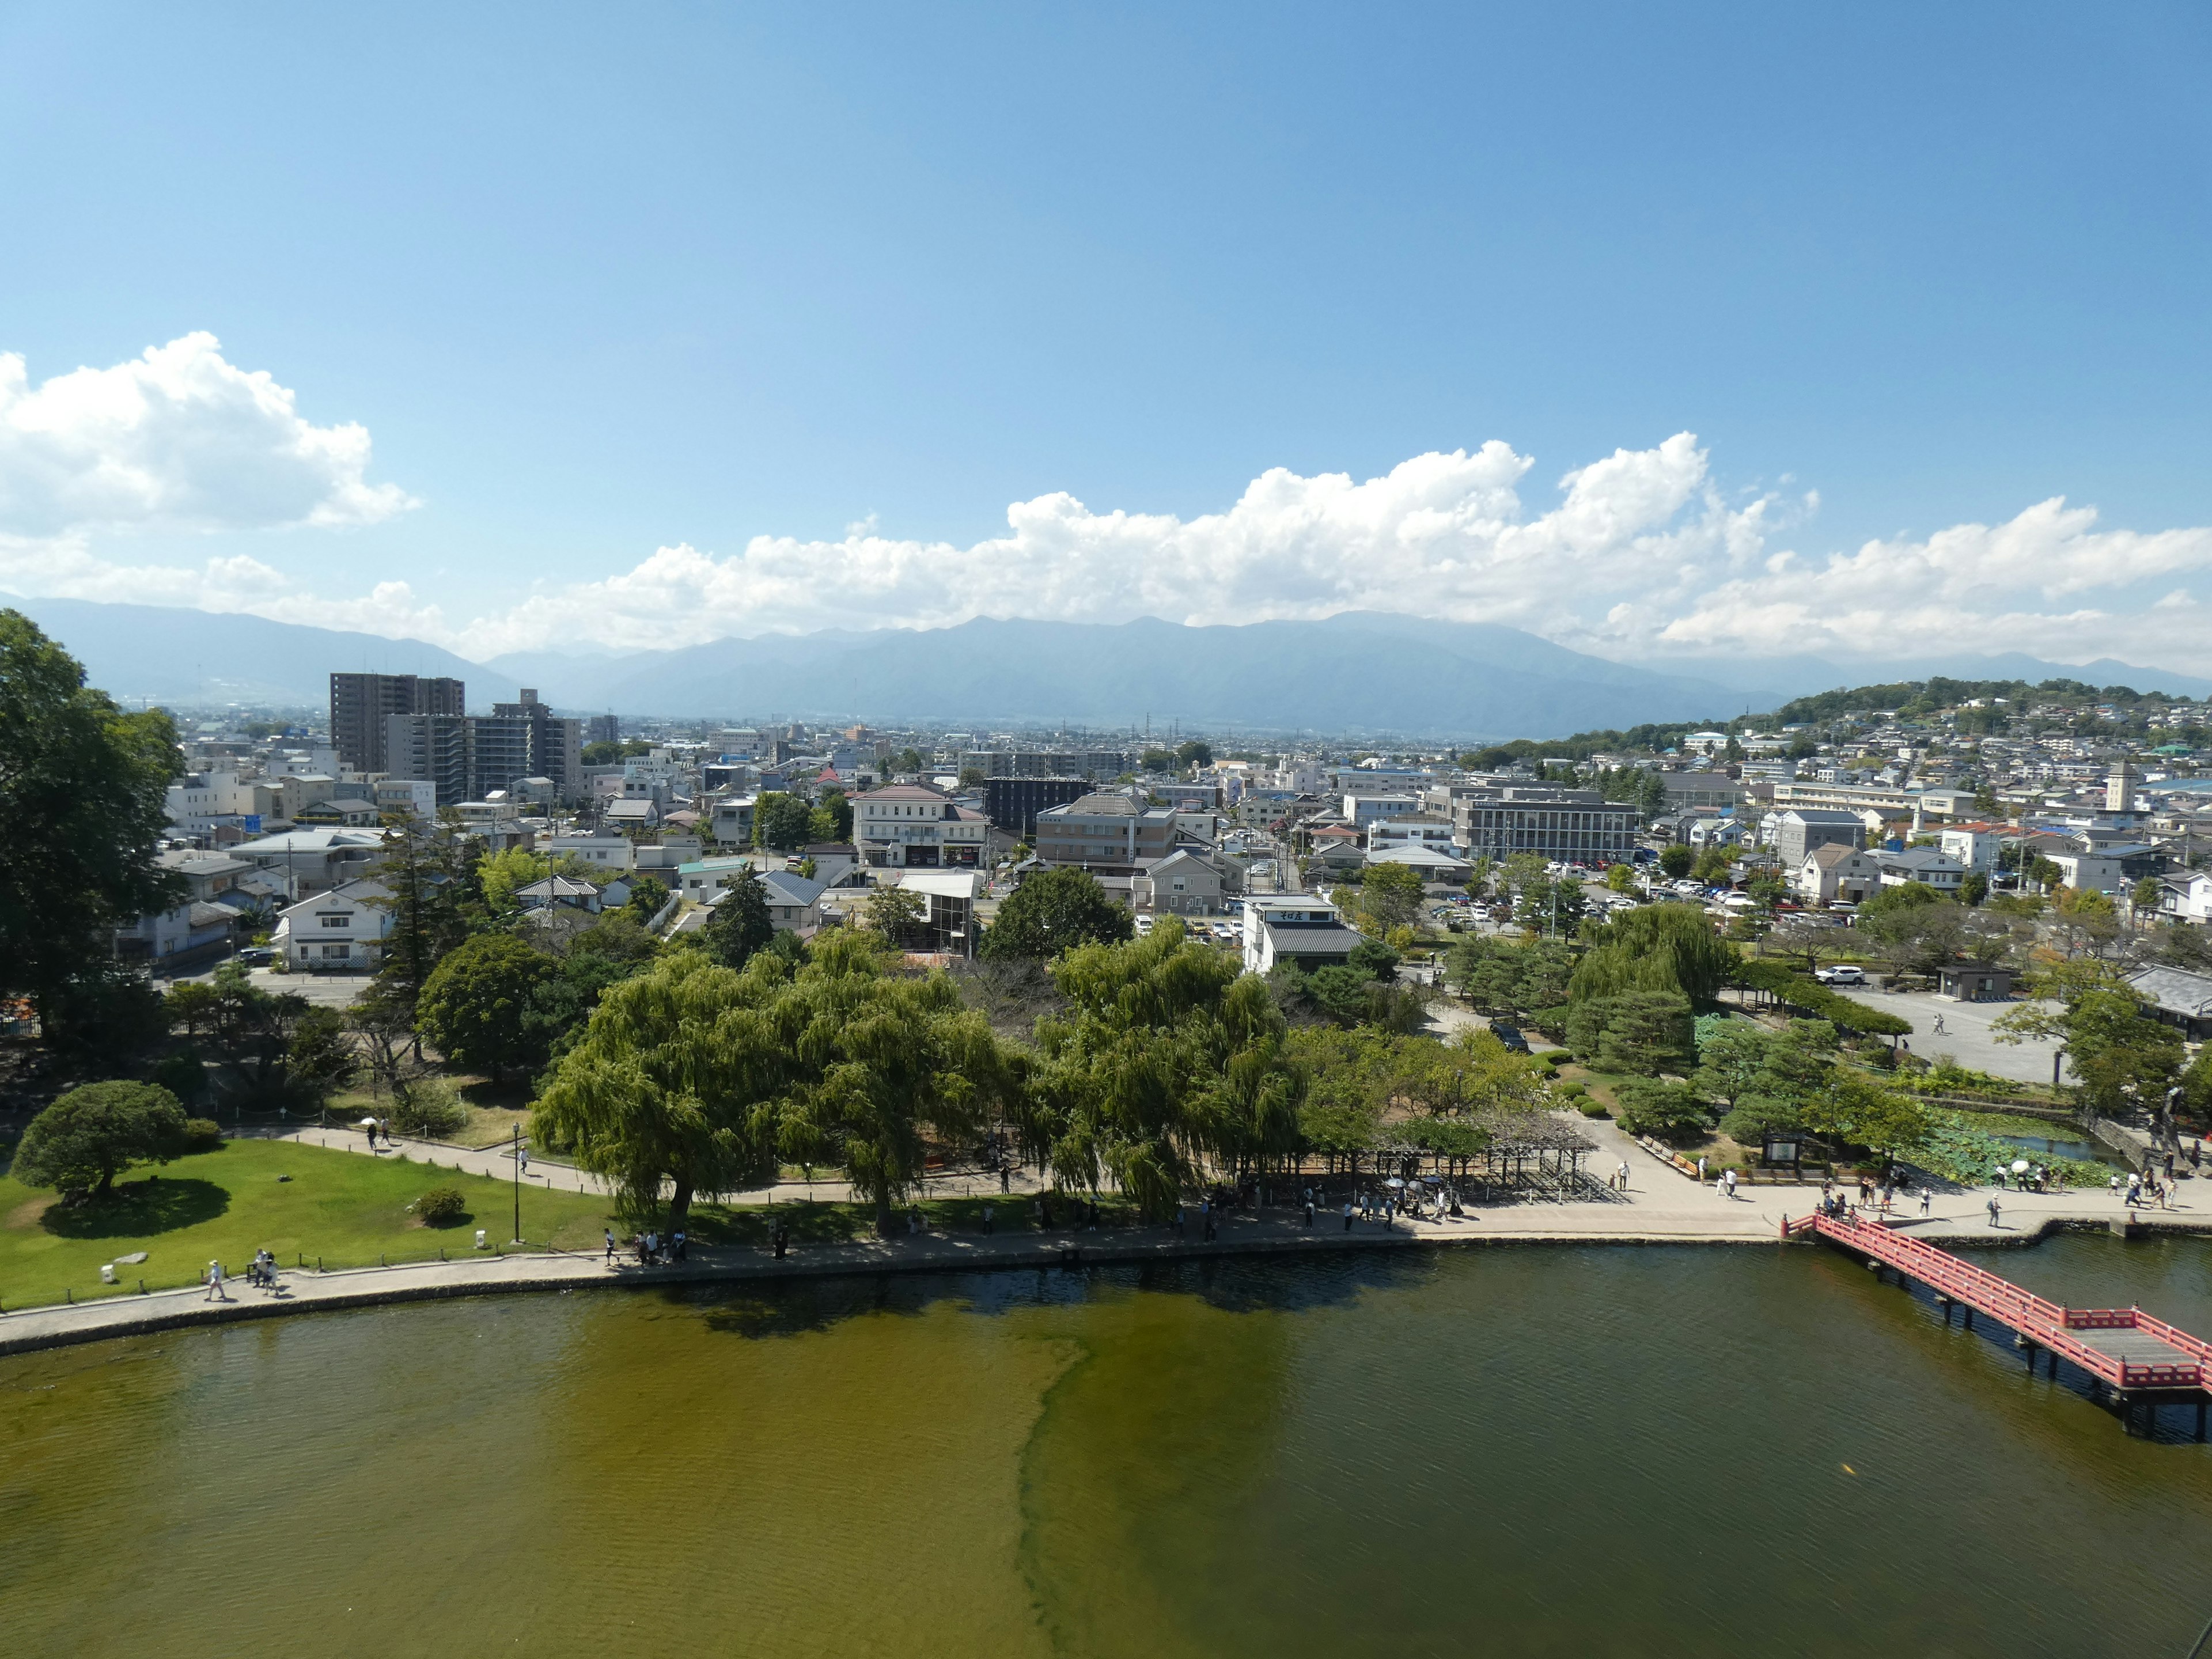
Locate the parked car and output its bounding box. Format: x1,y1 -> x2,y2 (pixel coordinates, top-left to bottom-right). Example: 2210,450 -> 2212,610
1487,1020 -> 1530,1053
236,946 -> 275,967
1815,964 -> 1866,986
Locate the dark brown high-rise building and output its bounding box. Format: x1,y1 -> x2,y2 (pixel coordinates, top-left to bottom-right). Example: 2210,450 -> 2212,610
330,673 -> 465,774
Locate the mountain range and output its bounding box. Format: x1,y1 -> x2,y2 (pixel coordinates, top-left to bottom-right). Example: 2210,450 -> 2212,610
7,594 -> 2209,740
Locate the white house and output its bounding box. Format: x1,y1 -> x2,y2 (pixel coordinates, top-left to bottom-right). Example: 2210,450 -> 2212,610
1937,824 -> 2006,873
546,834 -> 636,873
2154,872 -> 2212,925
276,879 -> 395,971
854,784 -> 994,868
1366,813 -> 1457,853
2044,849 -> 2124,896
1341,793 -> 1420,828
676,855 -> 764,904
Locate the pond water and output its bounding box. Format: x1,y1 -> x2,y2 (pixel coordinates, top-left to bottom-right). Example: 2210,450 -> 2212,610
4,1237 -> 2210,1658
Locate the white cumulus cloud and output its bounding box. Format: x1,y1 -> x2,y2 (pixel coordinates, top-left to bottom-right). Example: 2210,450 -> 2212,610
3,329 -> 2210,679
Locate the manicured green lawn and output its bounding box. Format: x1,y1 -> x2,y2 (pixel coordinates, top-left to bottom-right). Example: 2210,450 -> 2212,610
0,1137 -> 616,1310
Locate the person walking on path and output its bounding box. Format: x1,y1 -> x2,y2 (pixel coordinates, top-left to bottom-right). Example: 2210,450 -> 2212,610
1986,1196 -> 2003,1229
1342,1199 -> 1354,1232
1617,1160 -> 1631,1194
1696,1156 -> 1708,1184
204,1259 -> 228,1302
673,1229 -> 687,1260
604,1229 -> 616,1264
983,1203 -> 995,1236
1920,1188 -> 1932,1217
518,1145 -> 530,1179
1304,1196 -> 1316,1227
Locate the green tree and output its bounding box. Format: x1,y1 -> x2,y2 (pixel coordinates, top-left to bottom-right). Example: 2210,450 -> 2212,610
13,1081 -> 188,1200
1802,1069 -> 1929,1161
533,949 -> 787,1231
478,846 -> 551,918
1634,770 -> 1669,823
753,792 -> 814,851
774,933 -> 1019,1233
1571,904 -> 1739,1005
702,868 -> 775,971
1355,861 -> 1427,931
0,612 -> 184,1046
1174,739 -> 1213,771
1614,1080 -> 1709,1139
285,1007 -> 359,1107
369,813 -> 484,1029
866,884 -> 927,948
978,866 -> 1133,960
416,934 -> 558,1084
1025,923 -> 1302,1216
1564,992 -> 1695,1075
1690,847 -> 1733,884
1960,871 -> 1990,907
1604,863 -> 1638,893
810,788 -> 854,844
1658,843 -> 1695,880
623,874 -> 670,924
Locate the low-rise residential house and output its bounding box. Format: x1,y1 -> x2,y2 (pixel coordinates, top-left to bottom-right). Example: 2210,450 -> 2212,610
1875,846 -> 1966,894
676,855 -> 764,904
515,874 -> 604,913
114,901 -> 240,969
1938,824 -> 2006,873
2043,848 -> 2124,895
275,879 -> 395,971
2154,872 -> 2212,924
760,870 -> 826,933
2126,965 -> 2212,1039
1687,816 -> 1748,850
230,827 -> 384,897
605,797 -> 662,832
1795,845 -> 1883,906
704,796 -> 757,847
546,834 -> 636,873
796,843 -> 863,888
1133,849 -> 1230,916
1241,896 -> 1366,975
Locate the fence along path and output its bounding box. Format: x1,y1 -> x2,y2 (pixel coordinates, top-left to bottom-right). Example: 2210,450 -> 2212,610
1786,1210 -> 2212,1430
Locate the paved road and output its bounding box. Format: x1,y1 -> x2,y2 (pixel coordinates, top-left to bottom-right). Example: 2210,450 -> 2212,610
165,960 -> 374,1010
266,1122 -> 1055,1209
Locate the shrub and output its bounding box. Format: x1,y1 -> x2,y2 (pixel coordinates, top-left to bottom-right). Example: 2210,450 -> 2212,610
1555,1081 -> 1588,1099
390,1083 -> 468,1139
179,1117 -> 223,1153
415,1185 -> 469,1226
1577,1099 -> 1609,1118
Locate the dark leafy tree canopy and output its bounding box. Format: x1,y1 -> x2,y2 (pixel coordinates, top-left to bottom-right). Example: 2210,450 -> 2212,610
13,1081 -> 188,1200
0,612 -> 184,1040
416,934 -> 558,1082
979,868 -> 1134,960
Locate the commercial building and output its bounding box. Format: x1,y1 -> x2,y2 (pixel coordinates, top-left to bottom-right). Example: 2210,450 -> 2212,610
1445,787 -> 1638,864
1032,791 -> 1177,873
961,748 -> 1130,781
329,673 -> 463,775
854,784 -> 995,868
1661,771 -> 1744,812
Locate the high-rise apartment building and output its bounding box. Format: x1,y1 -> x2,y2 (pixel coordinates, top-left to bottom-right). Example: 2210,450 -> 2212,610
329,673 -> 464,774
384,689 -> 582,807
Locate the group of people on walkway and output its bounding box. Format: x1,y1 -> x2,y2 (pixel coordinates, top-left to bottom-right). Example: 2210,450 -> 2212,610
202,1249 -> 283,1300
604,1228 -> 687,1266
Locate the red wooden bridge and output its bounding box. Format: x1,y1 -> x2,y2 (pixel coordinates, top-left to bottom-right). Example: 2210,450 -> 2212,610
1785,1210 -> 2212,1435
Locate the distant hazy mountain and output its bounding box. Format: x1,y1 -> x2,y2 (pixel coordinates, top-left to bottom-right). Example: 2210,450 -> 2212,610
3,596 -> 521,710
14,594 -> 2206,736
571,613 -> 1783,738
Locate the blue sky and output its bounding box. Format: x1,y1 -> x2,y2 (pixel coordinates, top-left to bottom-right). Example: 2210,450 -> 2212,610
2,4 -> 2209,668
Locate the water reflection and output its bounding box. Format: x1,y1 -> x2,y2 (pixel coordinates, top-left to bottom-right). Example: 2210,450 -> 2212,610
2,1237 -> 2207,1658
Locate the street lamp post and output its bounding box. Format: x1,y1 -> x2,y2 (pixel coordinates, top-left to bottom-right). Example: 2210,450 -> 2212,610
512,1123 -> 523,1245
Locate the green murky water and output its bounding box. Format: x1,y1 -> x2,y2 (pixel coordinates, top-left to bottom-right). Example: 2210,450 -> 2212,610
3,1237 -> 2210,1657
